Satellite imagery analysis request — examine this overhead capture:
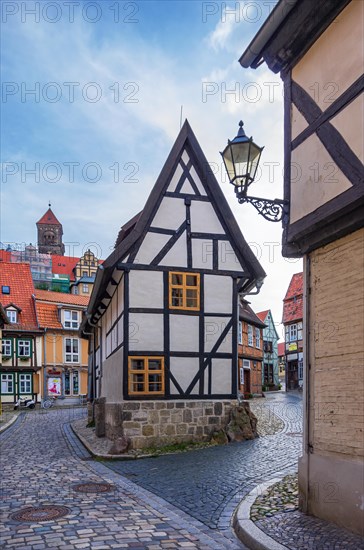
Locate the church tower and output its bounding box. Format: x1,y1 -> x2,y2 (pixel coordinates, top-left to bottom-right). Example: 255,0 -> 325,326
37,204 -> 65,255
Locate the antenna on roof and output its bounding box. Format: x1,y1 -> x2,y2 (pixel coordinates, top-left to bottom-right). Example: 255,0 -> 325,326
180,105 -> 183,129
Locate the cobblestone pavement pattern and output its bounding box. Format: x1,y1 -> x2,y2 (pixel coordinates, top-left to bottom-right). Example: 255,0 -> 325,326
1,408 -> 245,549
252,474 -> 364,549
105,393 -> 303,531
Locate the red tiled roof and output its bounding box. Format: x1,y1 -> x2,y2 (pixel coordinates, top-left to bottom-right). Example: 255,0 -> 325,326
51,255 -> 79,281
0,250 -> 11,262
36,302 -> 62,329
277,342 -> 285,356
37,207 -> 62,226
256,310 -> 269,322
0,262 -> 38,331
283,273 -> 303,301
35,289 -> 89,307
282,273 -> 304,324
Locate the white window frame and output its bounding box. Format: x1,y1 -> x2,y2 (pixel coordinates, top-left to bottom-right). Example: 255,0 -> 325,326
240,367 -> 244,385
6,310 -> 17,323
289,324 -> 297,342
64,338 -> 79,363
82,284 -> 89,293
247,325 -> 253,346
2,339 -> 12,356
1,373 -> 14,394
243,359 -> 250,369
255,327 -> 260,349
238,321 -> 243,345
19,373 -> 32,394
18,340 -> 31,357
64,310 -> 79,329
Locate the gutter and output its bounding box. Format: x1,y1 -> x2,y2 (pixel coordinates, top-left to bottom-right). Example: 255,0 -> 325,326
239,0 -> 298,68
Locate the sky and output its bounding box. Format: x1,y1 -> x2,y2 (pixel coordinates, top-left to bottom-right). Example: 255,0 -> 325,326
1,0 -> 302,340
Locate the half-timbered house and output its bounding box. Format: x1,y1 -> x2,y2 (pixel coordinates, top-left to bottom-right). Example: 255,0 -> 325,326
239,0 -> 363,535
256,310 -> 280,389
0,262 -> 42,405
81,121 -> 265,448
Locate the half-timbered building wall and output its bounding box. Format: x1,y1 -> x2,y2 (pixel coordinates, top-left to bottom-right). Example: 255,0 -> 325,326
84,122 -> 265,448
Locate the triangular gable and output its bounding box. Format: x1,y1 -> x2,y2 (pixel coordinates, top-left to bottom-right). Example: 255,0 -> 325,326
87,121 -> 266,319
105,121 -> 265,282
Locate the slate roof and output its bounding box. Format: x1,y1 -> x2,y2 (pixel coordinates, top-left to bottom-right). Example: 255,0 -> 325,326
0,262 -> 39,331
35,290 -> 89,307
239,301 -> 266,328
37,207 -> 62,226
282,272 -> 304,323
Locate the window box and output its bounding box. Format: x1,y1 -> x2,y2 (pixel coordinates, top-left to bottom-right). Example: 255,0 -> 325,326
2,356 -> 11,362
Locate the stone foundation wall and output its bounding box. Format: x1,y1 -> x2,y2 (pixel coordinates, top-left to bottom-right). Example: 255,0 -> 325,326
97,399 -> 236,449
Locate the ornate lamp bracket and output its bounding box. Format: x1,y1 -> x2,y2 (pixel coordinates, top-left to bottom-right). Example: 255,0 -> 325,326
235,189 -> 289,223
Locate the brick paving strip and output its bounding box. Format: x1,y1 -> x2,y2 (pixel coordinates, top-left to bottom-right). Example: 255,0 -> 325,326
0,408 -> 245,549
235,474 -> 364,550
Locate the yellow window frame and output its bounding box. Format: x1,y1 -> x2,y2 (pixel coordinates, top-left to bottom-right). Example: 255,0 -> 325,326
169,272 -> 200,311
128,356 -> 165,396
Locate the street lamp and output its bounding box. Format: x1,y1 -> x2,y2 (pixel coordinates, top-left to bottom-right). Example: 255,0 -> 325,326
221,121 -> 288,222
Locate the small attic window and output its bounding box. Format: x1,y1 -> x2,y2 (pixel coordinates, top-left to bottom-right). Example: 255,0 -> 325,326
2,285 -> 10,294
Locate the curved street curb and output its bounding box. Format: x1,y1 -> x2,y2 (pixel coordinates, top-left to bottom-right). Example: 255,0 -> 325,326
233,477 -> 289,550
0,412 -> 19,434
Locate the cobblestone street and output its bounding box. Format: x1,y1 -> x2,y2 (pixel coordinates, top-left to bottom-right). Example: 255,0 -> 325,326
0,393 -> 302,549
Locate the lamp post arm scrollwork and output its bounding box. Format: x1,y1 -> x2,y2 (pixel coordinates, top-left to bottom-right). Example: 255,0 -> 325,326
235,189 -> 289,223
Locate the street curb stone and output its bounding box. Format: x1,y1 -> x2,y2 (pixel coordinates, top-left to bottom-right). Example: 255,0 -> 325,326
0,412 -> 19,434
233,477 -> 289,550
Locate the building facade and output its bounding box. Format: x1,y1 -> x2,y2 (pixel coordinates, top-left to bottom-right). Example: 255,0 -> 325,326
35,290 -> 89,403
240,0 -> 364,535
0,263 -> 42,405
256,310 -> 280,389
238,300 -> 265,397
282,273 -> 304,390
81,121 -> 265,449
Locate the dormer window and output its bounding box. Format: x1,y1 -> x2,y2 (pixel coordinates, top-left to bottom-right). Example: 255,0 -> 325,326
2,285 -> 10,294
6,310 -> 17,323
64,310 -> 79,329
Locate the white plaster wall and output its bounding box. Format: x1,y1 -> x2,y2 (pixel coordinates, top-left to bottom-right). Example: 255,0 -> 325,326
170,357 -> 199,393
134,232 -> 170,265
290,133 -> 352,223
330,95 -> 363,164
167,163 -> 184,192
218,241 -> 242,271
192,239 -> 213,270
151,196 -> 186,230
292,1 -> 363,110
170,314 -> 199,352
117,315 -> 124,347
129,313 -> 164,352
204,318 -> 232,353
291,104 -> 309,141
189,166 -> 207,195
117,276 -> 124,317
190,201 -> 225,234
110,290 -> 118,326
159,234 -> 187,267
100,347 -> 123,401
211,359 -> 231,394
204,275 -> 232,314
129,270 -> 163,309
181,149 -> 190,165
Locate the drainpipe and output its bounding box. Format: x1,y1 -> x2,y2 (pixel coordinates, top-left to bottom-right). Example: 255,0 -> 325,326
303,254 -> 311,513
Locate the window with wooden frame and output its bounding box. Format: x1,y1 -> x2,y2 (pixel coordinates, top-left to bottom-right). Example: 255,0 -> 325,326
169,272 -> 200,311
128,357 -> 164,396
